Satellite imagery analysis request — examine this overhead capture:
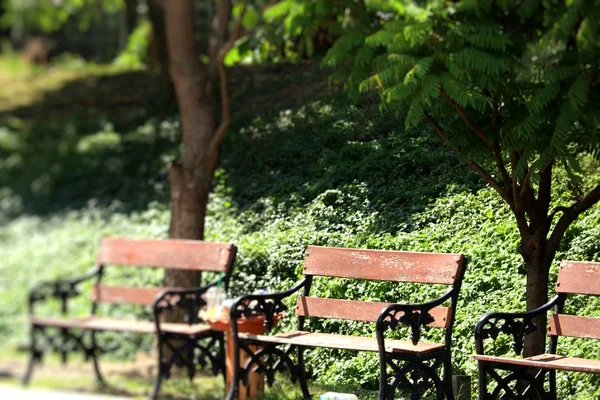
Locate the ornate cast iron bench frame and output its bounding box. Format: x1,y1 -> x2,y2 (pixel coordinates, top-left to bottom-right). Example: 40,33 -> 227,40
226,245 -> 466,400
23,237 -> 236,400
474,261 -> 600,399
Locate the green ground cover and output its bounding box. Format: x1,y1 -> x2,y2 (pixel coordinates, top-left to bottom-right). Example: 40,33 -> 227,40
1,58 -> 600,398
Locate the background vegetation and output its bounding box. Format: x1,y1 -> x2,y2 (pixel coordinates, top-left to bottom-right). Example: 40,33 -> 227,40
1,55 -> 600,398
1,0 -> 600,398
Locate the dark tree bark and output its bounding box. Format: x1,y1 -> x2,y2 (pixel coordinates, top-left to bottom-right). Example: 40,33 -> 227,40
523,261 -> 551,357
162,0 -> 240,294
520,234 -> 554,358
163,0 -> 216,291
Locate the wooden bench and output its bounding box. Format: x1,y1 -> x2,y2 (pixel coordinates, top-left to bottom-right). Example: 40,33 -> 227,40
474,260 -> 600,399
226,245 -> 466,400
23,237 -> 236,400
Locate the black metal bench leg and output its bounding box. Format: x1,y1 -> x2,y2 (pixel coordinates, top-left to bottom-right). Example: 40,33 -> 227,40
21,353 -> 36,386
225,339 -> 241,400
150,373 -> 163,400
297,346 -> 311,400
443,354 -> 455,400
479,364 -> 555,400
548,369 -> 556,400
378,353 -> 389,400
218,335 -> 227,389
150,335 -> 165,400
384,357 -> 448,400
477,361 -> 488,400
90,331 -> 106,387
22,338 -> 37,384
225,368 -> 239,400
22,326 -> 39,385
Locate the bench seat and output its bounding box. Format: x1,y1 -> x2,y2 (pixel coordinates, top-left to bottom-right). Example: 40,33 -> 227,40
30,316 -> 213,336
240,330 -> 445,355
473,354 -> 600,374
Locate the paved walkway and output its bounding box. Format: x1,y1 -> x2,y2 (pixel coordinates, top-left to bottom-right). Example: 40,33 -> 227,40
0,386 -> 130,399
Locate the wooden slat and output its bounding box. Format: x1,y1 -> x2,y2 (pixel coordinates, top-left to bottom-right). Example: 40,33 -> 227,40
556,261 -> 600,295
548,314 -> 600,339
295,297 -> 451,328
96,237 -> 235,271
91,285 -> 173,306
303,246 -> 464,284
30,316 -> 212,336
473,354 -> 600,374
239,330 -> 445,355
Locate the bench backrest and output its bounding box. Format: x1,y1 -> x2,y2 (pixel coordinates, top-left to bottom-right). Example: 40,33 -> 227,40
295,246 -> 465,329
92,237 -> 236,306
549,261 -> 600,340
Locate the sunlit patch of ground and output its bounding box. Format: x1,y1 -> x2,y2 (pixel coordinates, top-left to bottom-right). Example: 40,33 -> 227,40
0,349 -> 379,400
0,348 -> 224,400
0,54 -> 127,113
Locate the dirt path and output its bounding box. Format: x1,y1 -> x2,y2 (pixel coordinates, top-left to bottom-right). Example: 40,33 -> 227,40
0,353 -> 155,399
0,352 -> 224,399
0,386 -> 130,399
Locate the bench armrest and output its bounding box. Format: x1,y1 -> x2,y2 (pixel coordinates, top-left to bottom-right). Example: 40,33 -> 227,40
28,267 -> 102,315
376,287 -> 454,348
152,278 -> 221,331
229,278 -> 309,334
474,295 -> 562,356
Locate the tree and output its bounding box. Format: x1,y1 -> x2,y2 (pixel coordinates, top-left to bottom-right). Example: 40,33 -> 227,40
316,0 -> 600,357
162,0 -> 243,291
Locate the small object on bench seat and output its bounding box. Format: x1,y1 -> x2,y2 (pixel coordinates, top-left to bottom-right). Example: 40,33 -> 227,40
474,260 -> 600,399
226,245 -> 466,400
23,237 -> 237,400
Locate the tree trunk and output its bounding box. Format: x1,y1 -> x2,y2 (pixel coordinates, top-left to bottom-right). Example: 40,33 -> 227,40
165,158 -> 217,290
523,262 -> 550,357
519,231 -> 554,358
163,0 -> 219,292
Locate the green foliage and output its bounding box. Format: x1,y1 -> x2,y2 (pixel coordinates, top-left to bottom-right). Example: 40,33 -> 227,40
319,0 -> 600,181
232,0 -> 369,64
113,20 -> 151,70
2,64 -> 600,398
